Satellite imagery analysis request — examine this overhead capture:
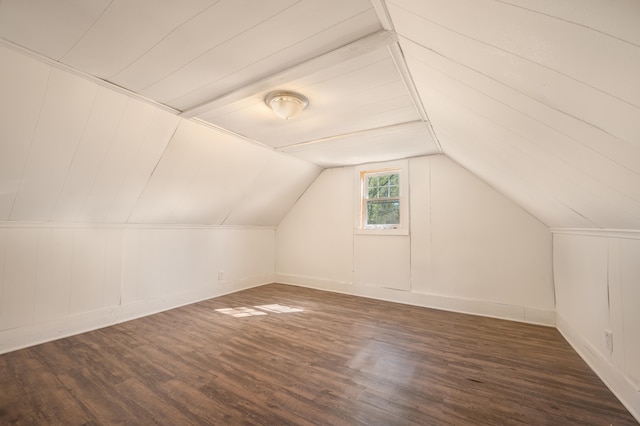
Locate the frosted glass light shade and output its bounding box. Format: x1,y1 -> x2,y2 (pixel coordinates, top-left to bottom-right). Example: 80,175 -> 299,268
265,91 -> 308,120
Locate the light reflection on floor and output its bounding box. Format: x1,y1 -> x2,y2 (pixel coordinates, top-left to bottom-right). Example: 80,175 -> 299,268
215,304 -> 304,318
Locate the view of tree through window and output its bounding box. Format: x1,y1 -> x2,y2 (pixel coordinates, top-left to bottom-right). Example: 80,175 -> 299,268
365,172 -> 400,226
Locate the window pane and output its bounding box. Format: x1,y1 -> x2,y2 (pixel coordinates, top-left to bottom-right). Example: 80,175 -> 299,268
390,174 -> 399,185
366,200 -> 400,225
368,187 -> 378,198
390,185 -> 399,197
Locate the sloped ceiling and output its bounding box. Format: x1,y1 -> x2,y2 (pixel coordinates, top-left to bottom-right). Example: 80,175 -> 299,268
0,0 -> 638,229
387,0 -> 640,229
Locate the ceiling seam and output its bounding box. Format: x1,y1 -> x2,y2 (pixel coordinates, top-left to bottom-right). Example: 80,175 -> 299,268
0,38 -> 180,115
440,129 -> 604,228
424,78 -> 640,211
139,0 -> 307,95
48,84 -> 101,222
391,3 -> 640,111
371,0 -> 443,153
170,7 -> 379,109
74,98 -> 130,223
276,120 -> 424,150
406,39 -> 640,181
7,67 -> 52,221
124,118 -> 182,225
109,0 -> 225,81
490,0 -> 640,49
179,29 -> 397,118
388,41 -> 443,153
59,0 -> 114,61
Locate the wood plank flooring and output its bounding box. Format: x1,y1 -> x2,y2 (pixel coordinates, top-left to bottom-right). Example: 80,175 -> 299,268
0,283 -> 637,425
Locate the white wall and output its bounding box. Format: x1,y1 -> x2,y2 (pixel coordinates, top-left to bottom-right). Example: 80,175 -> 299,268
0,43 -> 321,227
392,0 -> 640,230
276,155 -> 554,324
554,230 -> 640,420
0,223 -> 275,354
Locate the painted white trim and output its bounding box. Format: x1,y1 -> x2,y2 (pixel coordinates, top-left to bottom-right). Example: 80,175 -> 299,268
0,39 -> 179,115
274,273 -> 556,326
278,121 -> 424,151
179,30 -> 398,119
370,0 -> 395,31
0,275 -> 271,355
557,314 -> 640,423
387,41 -> 442,153
550,228 -> 640,240
354,159 -> 410,236
0,221 -> 276,231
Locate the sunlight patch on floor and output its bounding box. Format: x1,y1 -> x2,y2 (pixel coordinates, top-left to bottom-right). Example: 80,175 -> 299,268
215,307 -> 267,317
215,304 -> 304,317
255,304 -> 304,313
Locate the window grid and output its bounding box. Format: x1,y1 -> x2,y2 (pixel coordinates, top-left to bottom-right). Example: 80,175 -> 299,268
362,169 -> 401,228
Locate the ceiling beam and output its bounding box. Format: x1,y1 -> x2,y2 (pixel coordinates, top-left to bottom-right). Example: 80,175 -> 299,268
369,0 -> 443,153
388,41 -> 443,153
179,29 -> 398,119
0,38 -> 180,115
370,0 -> 395,31
276,120 -> 426,151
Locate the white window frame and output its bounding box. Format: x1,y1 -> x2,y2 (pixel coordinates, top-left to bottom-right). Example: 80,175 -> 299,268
354,160 -> 409,236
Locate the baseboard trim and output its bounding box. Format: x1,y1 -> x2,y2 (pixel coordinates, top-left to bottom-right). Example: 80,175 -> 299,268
274,273 -> 555,327
0,276 -> 270,355
556,314 -> 640,423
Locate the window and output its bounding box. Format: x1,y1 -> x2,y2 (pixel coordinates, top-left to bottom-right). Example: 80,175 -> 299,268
354,160 -> 409,235
363,170 -> 401,228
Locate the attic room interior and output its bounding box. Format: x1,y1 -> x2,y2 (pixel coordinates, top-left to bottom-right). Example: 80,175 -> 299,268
0,0 -> 638,424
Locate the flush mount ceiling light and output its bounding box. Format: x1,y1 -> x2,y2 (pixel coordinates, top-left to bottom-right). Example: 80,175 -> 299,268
265,91 -> 308,120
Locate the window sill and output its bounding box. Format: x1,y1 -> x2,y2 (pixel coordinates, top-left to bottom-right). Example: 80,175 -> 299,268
354,227 -> 409,236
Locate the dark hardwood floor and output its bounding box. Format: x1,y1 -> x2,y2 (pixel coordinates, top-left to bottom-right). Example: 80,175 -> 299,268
0,283 -> 637,425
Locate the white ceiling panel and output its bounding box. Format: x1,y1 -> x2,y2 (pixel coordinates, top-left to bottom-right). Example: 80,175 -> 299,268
0,0 -> 111,60
10,68 -> 98,221
109,0 -> 300,93
197,47 -> 420,148
0,45 -> 50,220
388,0 -> 640,108
61,0 -> 218,79
50,87 -> 131,222
129,121 -> 263,224
280,122 -> 438,168
496,0 -> 640,46
390,0 -> 640,229
400,40 -> 640,188
166,9 -> 382,111
406,48 -> 640,229
130,121 -> 321,225
423,96 -> 598,229
79,103 -> 179,223
222,151 -> 321,226
134,0 -> 379,109
389,7 -> 640,145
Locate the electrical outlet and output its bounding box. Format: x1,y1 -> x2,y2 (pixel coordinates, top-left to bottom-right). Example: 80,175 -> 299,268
218,271 -> 224,281
604,330 -> 613,352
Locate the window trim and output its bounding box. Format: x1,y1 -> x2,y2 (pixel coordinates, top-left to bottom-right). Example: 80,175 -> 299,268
361,168 -> 401,229
354,160 -> 409,236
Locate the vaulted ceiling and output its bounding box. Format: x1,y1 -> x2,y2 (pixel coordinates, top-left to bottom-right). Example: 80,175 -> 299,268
0,0 -> 638,229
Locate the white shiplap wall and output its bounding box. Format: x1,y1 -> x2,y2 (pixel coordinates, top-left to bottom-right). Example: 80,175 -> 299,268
276,155 -> 554,325
554,230 -> 640,420
0,44 -> 320,226
0,224 -> 276,354
389,0 -> 640,229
